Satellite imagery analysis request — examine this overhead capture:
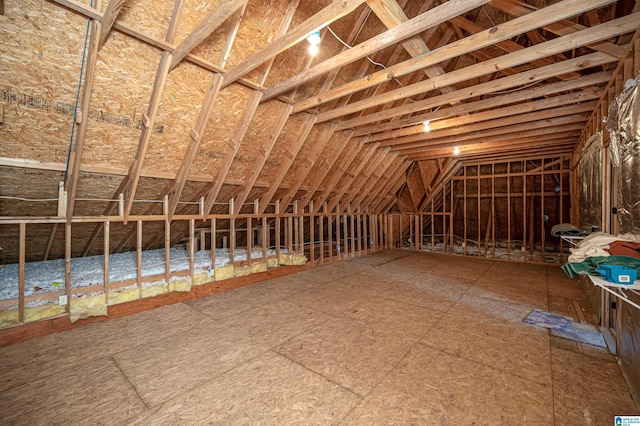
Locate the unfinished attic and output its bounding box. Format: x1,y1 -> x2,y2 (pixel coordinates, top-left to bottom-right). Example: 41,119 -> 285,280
2,0 -> 640,422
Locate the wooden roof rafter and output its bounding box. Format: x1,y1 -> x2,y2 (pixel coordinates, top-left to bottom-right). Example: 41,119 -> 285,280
378,103 -> 595,150
312,141 -> 365,213
318,12 -> 637,124
343,151 -> 399,212
333,148 -> 391,213
354,70 -> 612,137
400,123 -> 585,156
335,51 -> 617,130
262,0 -> 491,103
169,0 -> 247,71
356,157 -> 403,211
97,0 -> 125,50
325,144 -> 379,213
490,0 -> 626,58
233,3 -> 372,215
222,0 -> 368,89
366,92 -> 599,144
293,0 -> 618,116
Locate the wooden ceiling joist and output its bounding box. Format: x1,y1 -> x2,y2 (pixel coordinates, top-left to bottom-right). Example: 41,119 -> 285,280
366,92 -> 599,143
490,0 -> 626,59
407,134 -> 580,160
336,51 -> 616,130
379,103 -> 595,149
400,123 -> 584,156
262,0 -> 490,102
293,0 -> 618,115
353,70 -> 611,136
319,13 -> 636,123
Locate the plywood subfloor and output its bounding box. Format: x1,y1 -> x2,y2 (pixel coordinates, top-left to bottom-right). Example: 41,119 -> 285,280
0,250 -> 637,424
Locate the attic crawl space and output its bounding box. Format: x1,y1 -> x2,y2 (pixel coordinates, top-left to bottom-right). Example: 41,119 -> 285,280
1,0 -> 640,422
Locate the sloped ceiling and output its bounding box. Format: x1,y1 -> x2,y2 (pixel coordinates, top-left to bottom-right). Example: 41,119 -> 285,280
0,0 -> 639,222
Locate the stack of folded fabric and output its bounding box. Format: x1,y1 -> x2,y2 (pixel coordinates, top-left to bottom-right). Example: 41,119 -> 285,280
561,232 -> 640,279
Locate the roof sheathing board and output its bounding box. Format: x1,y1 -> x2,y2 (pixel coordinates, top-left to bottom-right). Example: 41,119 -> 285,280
82,35 -> 159,170
256,112 -> 310,181
189,84 -> 253,175
0,0 -> 86,163
226,99 -> 284,182
117,0 -> 175,42
0,167 -> 61,217
74,172 -> 125,216
142,63 -> 210,175
280,124 -> 324,188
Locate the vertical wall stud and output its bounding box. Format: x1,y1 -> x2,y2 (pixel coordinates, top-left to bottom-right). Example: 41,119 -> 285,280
19,223 -> 26,323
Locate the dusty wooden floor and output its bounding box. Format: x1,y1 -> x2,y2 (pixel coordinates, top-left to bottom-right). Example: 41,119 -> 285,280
0,250 -> 637,425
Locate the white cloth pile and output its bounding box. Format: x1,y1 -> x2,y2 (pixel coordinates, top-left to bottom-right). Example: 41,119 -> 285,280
568,232 -> 640,262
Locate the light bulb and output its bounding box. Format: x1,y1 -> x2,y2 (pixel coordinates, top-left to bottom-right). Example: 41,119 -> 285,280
307,31 -> 321,45
453,146 -> 460,155
423,120 -> 431,132
308,43 -> 319,56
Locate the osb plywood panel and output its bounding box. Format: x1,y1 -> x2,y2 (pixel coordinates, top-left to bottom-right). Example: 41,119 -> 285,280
174,0 -> 222,55
82,33 -> 159,170
0,223 -> 61,264
301,131 -> 349,190
0,0 -> 86,162
0,357 -> 147,425
112,308 -> 267,408
343,343 -> 552,424
0,167 -> 61,217
142,63 -> 210,175
219,1 -> 289,69
74,172 -> 125,216
280,125 -> 324,188
177,180 -> 207,204
256,113 -> 309,181
118,0 -> 175,43
128,176 -> 170,216
318,142 -> 359,189
132,350 -> 358,424
226,100 -> 285,182
267,42 -> 313,90
190,84 -> 253,175
551,346 -> 638,425
239,1 -> 330,86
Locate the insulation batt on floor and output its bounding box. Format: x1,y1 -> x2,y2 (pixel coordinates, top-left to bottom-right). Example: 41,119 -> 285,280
0,247 -> 303,326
